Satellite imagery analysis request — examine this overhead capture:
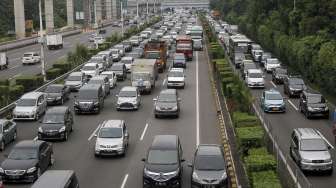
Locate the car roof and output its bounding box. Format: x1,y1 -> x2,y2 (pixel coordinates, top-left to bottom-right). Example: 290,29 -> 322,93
90,75 -> 107,80
197,144 -> 223,156
295,128 -> 323,140
31,170 -> 75,188
160,89 -> 176,95
248,69 -> 262,73
46,106 -> 68,115
80,84 -> 101,90
121,86 -> 137,92
101,120 -> 123,128
122,57 -> 133,60
113,62 -> 124,66
264,89 -> 281,95
21,92 -> 44,99
151,135 -> 178,150
15,140 -> 44,149
101,71 -> 114,74
69,72 -> 82,76
84,62 -> 98,66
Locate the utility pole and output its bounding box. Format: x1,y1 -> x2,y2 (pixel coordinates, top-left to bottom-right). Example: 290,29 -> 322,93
38,0 -> 46,81
136,0 -> 139,29
121,0 -> 124,38
94,0 -> 98,28
153,0 -> 155,13
146,0 -> 149,22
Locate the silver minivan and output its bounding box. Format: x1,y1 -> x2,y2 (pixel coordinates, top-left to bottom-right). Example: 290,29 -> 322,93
87,75 -> 111,97
13,92 -> 47,121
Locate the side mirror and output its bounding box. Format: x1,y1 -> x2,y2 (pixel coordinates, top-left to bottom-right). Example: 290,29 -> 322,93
125,132 -> 129,138
141,158 -> 146,162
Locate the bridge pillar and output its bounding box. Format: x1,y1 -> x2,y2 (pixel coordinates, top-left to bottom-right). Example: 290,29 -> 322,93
66,0 -> 74,27
45,0 -> 54,33
14,0 -> 25,39
106,0 -> 113,20
95,0 -> 103,24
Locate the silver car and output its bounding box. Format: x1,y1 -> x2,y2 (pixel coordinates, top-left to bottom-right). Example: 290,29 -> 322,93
116,86 -> 141,110
65,72 -> 85,91
13,92 -> 47,121
94,120 -> 129,157
87,75 -> 111,97
0,119 -> 17,151
290,128 -> 333,174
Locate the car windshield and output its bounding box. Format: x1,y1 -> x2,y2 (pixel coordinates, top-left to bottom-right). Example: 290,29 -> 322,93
119,91 -> 136,97
266,93 -> 282,100
82,65 -> 96,71
276,69 -> 287,75
45,86 -> 62,93
8,148 -> 38,160
158,94 -> 176,102
43,114 -> 64,124
307,95 -> 325,104
245,64 -> 256,70
300,139 -> 327,151
111,65 -> 123,71
88,80 -> 103,85
147,150 -> 178,164
195,155 -> 225,171
23,53 -> 33,57
133,73 -> 150,80
168,71 -> 184,77
111,50 -> 119,54
122,59 -> 132,64
67,75 -> 81,81
146,52 -> 160,59
289,78 -> 305,85
99,127 -> 122,138
101,73 -> 112,79
17,99 -> 36,106
78,90 -> 97,100
174,56 -> 185,61
248,72 -> 262,78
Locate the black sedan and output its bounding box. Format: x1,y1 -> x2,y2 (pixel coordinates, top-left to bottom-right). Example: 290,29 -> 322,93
272,68 -> 287,84
0,119 -> 17,151
45,84 -> 70,105
0,140 -> 54,183
154,89 -> 181,118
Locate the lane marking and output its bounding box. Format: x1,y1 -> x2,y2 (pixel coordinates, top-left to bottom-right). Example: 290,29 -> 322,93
318,132 -> 334,149
288,100 -> 298,111
270,81 -> 277,88
9,65 -> 19,70
120,174 -> 129,188
11,57 -> 21,61
140,123 -> 149,141
162,78 -> 166,86
196,51 -> 200,146
88,124 -> 101,141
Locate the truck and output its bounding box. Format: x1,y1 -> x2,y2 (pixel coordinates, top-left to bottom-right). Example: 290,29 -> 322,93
228,34 -> 252,61
131,59 -> 158,94
176,35 -> 193,61
144,40 -> 167,73
190,26 -> 203,41
46,34 -> 63,50
0,53 -> 8,70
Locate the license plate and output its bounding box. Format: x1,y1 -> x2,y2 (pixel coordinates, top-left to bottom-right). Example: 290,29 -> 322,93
272,107 -> 279,111
9,175 -> 20,179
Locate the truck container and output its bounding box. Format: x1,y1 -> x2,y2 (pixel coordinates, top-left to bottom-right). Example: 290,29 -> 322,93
46,34 -> 63,50
131,59 -> 158,94
176,35 -> 193,61
144,40 -> 167,73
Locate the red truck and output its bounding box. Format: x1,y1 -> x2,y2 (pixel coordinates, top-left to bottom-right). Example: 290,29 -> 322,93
176,35 -> 193,61
144,40 -> 167,73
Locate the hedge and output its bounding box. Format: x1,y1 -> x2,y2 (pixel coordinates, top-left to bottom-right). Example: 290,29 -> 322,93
232,112 -> 260,128
0,79 -> 9,86
251,171 -> 281,188
46,68 -> 62,80
236,126 -> 264,154
15,75 -> 44,92
244,147 -> 277,173
53,59 -> 71,74
9,85 -> 24,101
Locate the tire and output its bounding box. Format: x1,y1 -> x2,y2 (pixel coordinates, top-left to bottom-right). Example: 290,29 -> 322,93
155,114 -> 159,118
13,131 -> 17,141
63,131 -> 68,141
305,110 -> 310,119
0,141 -> 5,151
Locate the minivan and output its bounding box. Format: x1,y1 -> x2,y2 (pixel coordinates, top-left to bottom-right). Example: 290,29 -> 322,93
87,75 -> 111,97
111,63 -> 127,81
13,92 -> 47,121
142,135 -> 184,188
31,170 -> 79,188
74,84 -> 104,114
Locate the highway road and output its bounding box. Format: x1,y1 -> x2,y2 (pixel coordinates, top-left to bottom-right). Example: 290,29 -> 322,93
1,25 -> 124,80
1,29 -> 222,188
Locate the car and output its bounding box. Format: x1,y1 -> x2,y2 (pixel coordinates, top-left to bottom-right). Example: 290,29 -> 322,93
170,31 -> 178,40
142,135 -> 184,188
128,47 -> 144,58
193,39 -> 203,51
0,140 -> 54,183
260,52 -> 272,67
94,36 -> 105,44
110,63 -> 127,81
260,89 -> 286,113
129,36 -> 140,46
65,72 -> 85,91
156,30 -> 164,38
234,53 -> 245,68
241,60 -> 256,79
167,68 -> 185,89
31,170 -> 79,188
252,49 -> 263,62
81,62 -> 100,79
172,53 -> 187,68
246,69 -> 265,88
121,56 -> 134,73
100,71 -> 117,88
114,44 -> 125,56
110,48 -> 121,62
97,51 -> 114,67
272,68 -> 287,84
90,55 -> 108,71
264,58 -> 281,73
44,84 -> 70,105
87,75 -> 111,97
94,120 -> 129,157
122,41 -> 132,52
0,119 -> 17,151
299,91 -> 329,119
290,128 -> 333,174
189,144 -> 229,187
22,52 -> 41,65
13,92 -> 47,121
38,106 -> 74,141
154,89 -> 181,118
74,84 -> 105,114
116,86 -> 141,111
112,21 -> 119,27
284,76 -> 307,97
88,33 -> 97,42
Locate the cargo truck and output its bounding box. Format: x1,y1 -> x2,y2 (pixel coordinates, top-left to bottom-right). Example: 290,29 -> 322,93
46,34 -> 63,50
176,35 -> 193,61
144,40 -> 167,73
131,59 -> 158,94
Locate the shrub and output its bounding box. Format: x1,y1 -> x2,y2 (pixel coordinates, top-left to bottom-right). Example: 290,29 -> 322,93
46,68 -> 62,80
232,112 -> 260,128
53,59 -> 71,74
220,71 -> 234,79
251,171 -> 281,188
244,147 -> 277,172
15,75 -> 44,92
0,86 -> 10,106
9,85 -> 24,101
0,79 -> 9,86
236,126 -> 264,154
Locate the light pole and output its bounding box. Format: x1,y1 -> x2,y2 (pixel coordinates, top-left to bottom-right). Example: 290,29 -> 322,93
121,0 -> 124,38
38,0 -> 46,81
146,0 -> 149,22
93,0 -> 98,28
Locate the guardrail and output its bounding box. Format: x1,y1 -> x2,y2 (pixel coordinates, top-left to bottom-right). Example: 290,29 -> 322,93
0,29 -> 82,52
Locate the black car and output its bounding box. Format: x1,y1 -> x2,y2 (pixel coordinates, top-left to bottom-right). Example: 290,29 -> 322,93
45,84 -> 70,105
122,41 -> 132,52
38,106 -> 74,141
299,91 -> 329,119
74,84 -> 105,114
110,63 -> 127,81
189,144 -> 228,188
272,68 -> 287,84
0,140 -> 54,183
142,135 -> 184,188
154,89 -> 181,118
284,76 -> 307,97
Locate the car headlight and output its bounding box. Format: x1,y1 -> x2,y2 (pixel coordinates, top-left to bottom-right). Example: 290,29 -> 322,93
325,158 -> 332,163
155,106 -> 160,111
192,171 -> 202,183
0,167 -> 4,173
74,101 -> 79,105
308,107 -> 314,111
94,102 -> 99,106
27,166 -> 36,173
164,169 -> 179,176
301,159 -> 311,163
56,96 -> 62,100
59,126 -> 66,133
38,127 -> 43,133
172,106 -> 178,111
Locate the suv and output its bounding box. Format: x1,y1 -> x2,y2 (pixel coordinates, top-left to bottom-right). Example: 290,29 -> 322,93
87,75 -> 111,97
241,60 -> 256,79
142,135 -> 184,188
154,89 -> 181,118
189,144 -> 228,187
31,170 -> 79,188
284,76 -> 307,97
13,92 -> 47,121
94,120 -> 129,157
111,63 -> 127,81
81,63 -> 100,78
264,58 -> 281,73
260,89 -> 286,113
272,68 -> 287,84
74,84 -> 104,114
45,84 -> 70,105
299,91 -> 329,119
38,106 -> 74,141
290,128 -> 333,174
172,53 -> 186,68
22,52 -> 41,65
116,86 -> 141,111
111,49 -> 121,62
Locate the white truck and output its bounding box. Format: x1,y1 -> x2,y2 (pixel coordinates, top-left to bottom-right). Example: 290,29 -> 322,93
0,53 -> 8,70
131,59 -> 158,94
46,34 -> 63,50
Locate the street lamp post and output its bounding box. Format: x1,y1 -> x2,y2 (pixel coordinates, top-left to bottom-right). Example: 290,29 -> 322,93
146,0 -> 149,22
38,0 -> 46,81
121,0 -> 124,38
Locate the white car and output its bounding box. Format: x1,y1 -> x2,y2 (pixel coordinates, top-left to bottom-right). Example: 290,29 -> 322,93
265,58 -> 281,73
81,62 -> 100,78
167,68 -> 185,89
101,71 -> 117,88
94,120 -> 129,157
121,57 -> 134,73
94,36 -> 105,44
246,69 -> 265,88
13,92 -> 47,121
22,52 -> 41,65
169,31 -> 178,40
116,86 -> 141,110
252,49 -> 263,62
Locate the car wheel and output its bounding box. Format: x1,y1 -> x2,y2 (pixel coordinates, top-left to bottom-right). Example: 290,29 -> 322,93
305,110 -> 310,119
35,113 -> 40,121
155,114 -> 159,118
328,168 -> 333,175
63,131 -> 68,141
13,131 -> 17,141
36,167 -> 41,180
0,141 -> 5,151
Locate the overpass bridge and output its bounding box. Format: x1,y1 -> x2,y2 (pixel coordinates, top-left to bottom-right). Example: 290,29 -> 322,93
161,0 -> 209,9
